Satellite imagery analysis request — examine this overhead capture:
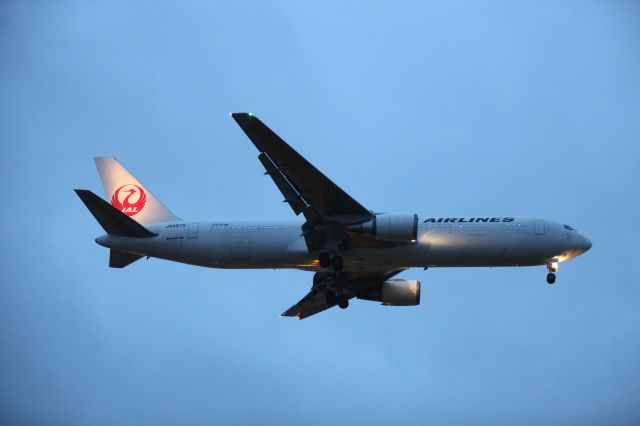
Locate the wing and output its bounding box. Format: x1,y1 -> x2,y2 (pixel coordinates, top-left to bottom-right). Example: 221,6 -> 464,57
231,113 -> 371,218
231,113 -> 386,251
282,270 -> 405,320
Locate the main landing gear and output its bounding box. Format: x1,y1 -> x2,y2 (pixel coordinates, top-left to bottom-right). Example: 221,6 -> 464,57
546,260 -> 558,285
325,291 -> 349,309
318,252 -> 348,308
318,252 -> 343,271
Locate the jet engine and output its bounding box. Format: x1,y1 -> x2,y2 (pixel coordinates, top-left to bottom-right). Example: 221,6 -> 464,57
357,279 -> 421,306
348,213 -> 418,242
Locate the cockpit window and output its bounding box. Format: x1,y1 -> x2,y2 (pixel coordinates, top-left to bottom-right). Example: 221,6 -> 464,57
564,224 -> 575,231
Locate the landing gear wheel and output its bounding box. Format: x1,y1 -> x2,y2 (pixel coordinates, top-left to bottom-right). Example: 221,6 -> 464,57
546,272 -> 556,284
318,252 -> 331,268
331,256 -> 344,271
325,291 -> 337,305
337,295 -> 349,309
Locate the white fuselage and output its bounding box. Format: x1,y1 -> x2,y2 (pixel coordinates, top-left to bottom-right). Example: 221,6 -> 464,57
96,216 -> 592,273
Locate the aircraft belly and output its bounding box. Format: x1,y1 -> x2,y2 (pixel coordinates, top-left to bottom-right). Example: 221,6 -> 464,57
123,227 -> 312,269
203,231 -> 309,268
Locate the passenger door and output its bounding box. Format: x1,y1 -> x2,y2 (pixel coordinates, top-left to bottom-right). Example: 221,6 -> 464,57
187,223 -> 199,239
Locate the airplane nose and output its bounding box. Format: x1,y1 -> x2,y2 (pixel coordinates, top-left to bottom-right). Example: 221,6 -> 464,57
579,234 -> 592,253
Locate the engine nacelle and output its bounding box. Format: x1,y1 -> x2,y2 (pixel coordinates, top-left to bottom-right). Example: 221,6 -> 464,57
349,213 -> 418,242
357,279 -> 421,306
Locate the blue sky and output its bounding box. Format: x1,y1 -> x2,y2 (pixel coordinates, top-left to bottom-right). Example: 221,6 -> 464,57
1,1 -> 639,424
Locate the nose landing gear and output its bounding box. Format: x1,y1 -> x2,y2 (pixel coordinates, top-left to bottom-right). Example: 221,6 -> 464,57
546,260 -> 558,285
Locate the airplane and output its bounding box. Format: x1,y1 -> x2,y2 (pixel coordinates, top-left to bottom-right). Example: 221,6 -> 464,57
75,113 -> 592,319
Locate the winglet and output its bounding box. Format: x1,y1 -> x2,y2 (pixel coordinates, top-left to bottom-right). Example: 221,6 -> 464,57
231,112 -> 253,119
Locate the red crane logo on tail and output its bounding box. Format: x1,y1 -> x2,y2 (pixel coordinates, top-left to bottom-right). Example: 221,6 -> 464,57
111,184 -> 147,216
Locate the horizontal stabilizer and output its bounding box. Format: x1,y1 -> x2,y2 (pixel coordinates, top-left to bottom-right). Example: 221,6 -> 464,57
109,250 -> 143,268
74,189 -> 157,238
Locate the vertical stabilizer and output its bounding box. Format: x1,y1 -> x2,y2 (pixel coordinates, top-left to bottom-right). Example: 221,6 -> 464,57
94,157 -> 181,225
